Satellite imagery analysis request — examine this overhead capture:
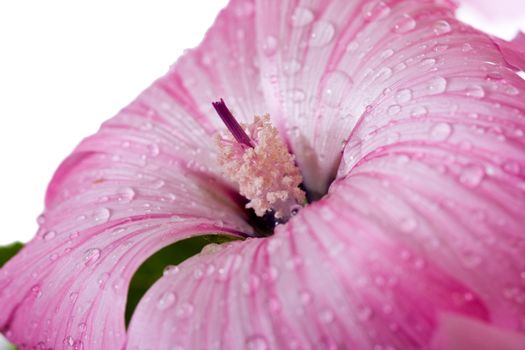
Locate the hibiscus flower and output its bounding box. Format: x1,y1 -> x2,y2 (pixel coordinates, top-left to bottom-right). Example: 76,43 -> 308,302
2,0 -> 525,349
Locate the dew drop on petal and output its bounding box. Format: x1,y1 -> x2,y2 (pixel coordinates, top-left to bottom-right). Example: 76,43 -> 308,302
163,265 -> 180,276
393,14 -> 416,33
376,67 -> 393,81
83,248 -> 101,267
291,7 -> 314,27
283,59 -> 302,76
245,335 -> 269,350
387,105 -> 402,116
320,309 -> 335,324
322,71 -> 353,107
502,160 -> 521,175
357,306 -> 373,321
411,106 -> 428,117
430,122 -> 453,141
93,207 -> 111,223
503,84 -> 519,96
362,1 -> 391,20
176,302 -> 195,319
433,20 -> 451,35
460,164 -> 485,188
427,77 -> 447,94
117,187 -> 135,202
309,21 -> 335,47
462,43 -> 473,52
157,291 -> 176,310
465,84 -> 485,98
380,48 -> 394,59
399,217 -> 417,233
43,231 -> 56,241
289,88 -> 306,103
262,36 -> 279,56
395,89 -> 412,104
420,58 -> 436,67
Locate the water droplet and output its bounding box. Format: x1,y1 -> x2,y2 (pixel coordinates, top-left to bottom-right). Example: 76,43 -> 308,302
234,2 -> 255,17
433,20 -> 451,35
93,207 -> 111,223
320,309 -> 334,324
465,84 -> 485,98
395,89 -> 413,104
157,291 -> 176,310
430,122 -> 453,141
357,306 -> 373,321
69,292 -> 79,302
283,59 -> 302,76
37,214 -> 46,225
362,1 -> 391,20
399,217 -> 417,233
97,272 -> 110,289
112,277 -> 125,293
322,71 -> 353,107
387,105 -> 401,116
83,248 -> 101,267
176,302 -> 195,319
64,335 -> 74,347
376,67 -> 393,81
300,291 -> 312,304
420,58 -> 436,67
460,250 -> 482,268
245,335 -> 269,350
393,14 -> 416,33
498,162 -> 519,179
427,77 -> 447,94
163,265 -> 180,276
150,179 -> 165,189
503,84 -> 519,96
117,187 -> 135,202
380,48 -> 394,58
262,36 -> 278,56
346,41 -> 359,52
460,164 -> 485,188
43,231 -> 56,241
462,43 -> 473,52
289,88 -> 306,102
148,143 -> 160,157
291,7 -> 314,27
309,21 -> 335,47
411,106 -> 428,117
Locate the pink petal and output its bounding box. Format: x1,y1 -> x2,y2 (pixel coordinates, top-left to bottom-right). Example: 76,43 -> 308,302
127,194 -> 491,349
431,313 -> 525,350
0,0 -> 269,347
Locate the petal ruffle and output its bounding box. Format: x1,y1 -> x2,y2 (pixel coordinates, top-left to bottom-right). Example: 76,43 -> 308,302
254,0 -> 525,199
0,0 -> 267,348
127,192 -> 492,349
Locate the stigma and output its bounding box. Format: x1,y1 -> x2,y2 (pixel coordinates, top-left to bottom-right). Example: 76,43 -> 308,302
212,99 -> 306,222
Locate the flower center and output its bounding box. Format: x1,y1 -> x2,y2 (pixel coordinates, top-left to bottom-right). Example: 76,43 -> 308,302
213,99 -> 306,231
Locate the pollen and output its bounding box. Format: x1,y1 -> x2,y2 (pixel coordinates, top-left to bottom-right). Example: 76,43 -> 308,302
213,99 -> 305,221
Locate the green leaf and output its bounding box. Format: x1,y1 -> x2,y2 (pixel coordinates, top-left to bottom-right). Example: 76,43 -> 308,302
0,242 -> 23,268
125,234 -> 239,326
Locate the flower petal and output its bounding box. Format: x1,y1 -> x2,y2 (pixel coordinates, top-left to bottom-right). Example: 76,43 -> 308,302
431,313 -> 525,350
0,0 -> 268,347
254,0 -> 525,199
127,193 -> 495,349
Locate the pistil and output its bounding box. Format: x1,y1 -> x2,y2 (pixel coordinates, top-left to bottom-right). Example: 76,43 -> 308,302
213,99 -> 306,223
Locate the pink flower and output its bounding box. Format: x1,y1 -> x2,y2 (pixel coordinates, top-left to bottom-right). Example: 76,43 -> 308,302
2,0 -> 525,349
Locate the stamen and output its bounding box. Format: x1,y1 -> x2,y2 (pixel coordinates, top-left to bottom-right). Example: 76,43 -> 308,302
212,99 -> 255,148
213,99 -> 306,223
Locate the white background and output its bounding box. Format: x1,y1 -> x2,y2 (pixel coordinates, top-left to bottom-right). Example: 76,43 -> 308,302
0,1 -> 523,349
